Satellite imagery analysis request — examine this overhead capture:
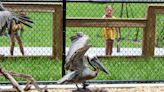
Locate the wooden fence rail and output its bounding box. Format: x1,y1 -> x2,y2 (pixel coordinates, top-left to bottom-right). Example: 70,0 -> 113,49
66,18 -> 147,27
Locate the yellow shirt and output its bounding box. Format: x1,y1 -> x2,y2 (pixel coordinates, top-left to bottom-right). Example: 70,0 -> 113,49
102,16 -> 117,40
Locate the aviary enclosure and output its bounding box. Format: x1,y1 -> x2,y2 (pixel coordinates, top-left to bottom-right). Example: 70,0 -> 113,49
0,1 -> 164,92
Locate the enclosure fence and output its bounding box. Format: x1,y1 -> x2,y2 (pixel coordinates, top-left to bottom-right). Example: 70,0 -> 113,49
0,2 -> 163,83
0,2 -> 63,82
1,2 -> 63,59
66,2 -> 164,57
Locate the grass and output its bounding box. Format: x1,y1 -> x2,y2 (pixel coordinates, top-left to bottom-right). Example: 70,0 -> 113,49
0,57 -> 163,81
97,57 -> 164,80
0,57 -> 61,81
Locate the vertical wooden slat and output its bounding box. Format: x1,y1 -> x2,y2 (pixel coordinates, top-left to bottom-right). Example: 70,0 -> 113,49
142,6 -> 156,56
53,5 -> 63,60
52,11 -> 57,59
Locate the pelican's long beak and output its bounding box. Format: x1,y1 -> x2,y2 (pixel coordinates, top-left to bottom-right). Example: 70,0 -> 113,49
90,57 -> 109,74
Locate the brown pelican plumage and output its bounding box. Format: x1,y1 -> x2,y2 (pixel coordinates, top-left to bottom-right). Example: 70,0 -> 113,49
58,56 -> 109,89
57,32 -> 109,90
65,32 -> 91,71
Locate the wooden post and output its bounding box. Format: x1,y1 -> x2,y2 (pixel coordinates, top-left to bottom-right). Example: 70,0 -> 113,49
53,5 -> 63,60
142,6 -> 156,57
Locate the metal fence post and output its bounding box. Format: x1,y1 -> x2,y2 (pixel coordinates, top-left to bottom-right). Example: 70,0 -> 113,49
62,0 -> 66,77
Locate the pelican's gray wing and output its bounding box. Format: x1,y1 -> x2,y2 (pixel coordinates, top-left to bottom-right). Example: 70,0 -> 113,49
57,71 -> 80,84
65,45 -> 91,71
69,45 -> 91,63
66,33 -> 90,63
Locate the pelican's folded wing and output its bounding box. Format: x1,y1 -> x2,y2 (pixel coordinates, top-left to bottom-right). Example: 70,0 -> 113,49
57,71 -> 80,84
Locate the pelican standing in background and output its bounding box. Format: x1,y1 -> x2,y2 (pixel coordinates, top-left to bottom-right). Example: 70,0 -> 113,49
57,32 -> 109,90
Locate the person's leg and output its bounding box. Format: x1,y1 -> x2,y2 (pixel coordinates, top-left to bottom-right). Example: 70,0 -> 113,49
106,39 -> 114,55
9,33 -> 15,56
105,40 -> 109,55
15,35 -> 24,56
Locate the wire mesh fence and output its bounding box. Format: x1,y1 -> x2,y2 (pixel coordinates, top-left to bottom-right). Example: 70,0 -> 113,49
0,2 -> 63,56
0,1 -> 163,83
0,2 -> 62,82
65,2 -> 164,82
0,12 -> 53,56
66,2 -> 164,56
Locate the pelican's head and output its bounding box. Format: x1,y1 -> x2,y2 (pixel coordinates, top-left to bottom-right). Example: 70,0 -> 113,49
89,56 -> 109,74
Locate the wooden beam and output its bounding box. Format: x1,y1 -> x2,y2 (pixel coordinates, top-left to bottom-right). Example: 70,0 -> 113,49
66,18 -> 147,27
142,6 -> 156,57
3,2 -> 62,12
53,5 -> 63,60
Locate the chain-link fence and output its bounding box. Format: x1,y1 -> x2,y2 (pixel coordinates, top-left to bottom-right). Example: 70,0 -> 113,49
66,2 -> 164,81
0,1 -> 163,83
0,2 -> 63,57
0,2 -> 63,82
66,2 -> 164,56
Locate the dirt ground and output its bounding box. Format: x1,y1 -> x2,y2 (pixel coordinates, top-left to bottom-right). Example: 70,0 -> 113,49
28,86 -> 164,92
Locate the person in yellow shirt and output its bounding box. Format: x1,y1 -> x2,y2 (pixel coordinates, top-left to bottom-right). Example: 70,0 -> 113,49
102,5 -> 120,56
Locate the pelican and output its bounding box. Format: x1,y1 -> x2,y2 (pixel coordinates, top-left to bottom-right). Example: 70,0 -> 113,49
58,56 -> 109,89
58,32 -> 109,89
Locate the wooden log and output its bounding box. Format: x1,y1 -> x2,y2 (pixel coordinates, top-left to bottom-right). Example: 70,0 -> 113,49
24,81 -> 31,91
0,68 -> 25,92
0,68 -> 47,92
8,72 -> 42,92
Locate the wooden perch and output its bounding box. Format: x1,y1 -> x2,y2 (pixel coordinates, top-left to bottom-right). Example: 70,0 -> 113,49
0,67 -> 48,92
0,68 -> 25,92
